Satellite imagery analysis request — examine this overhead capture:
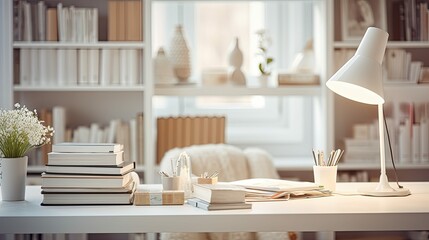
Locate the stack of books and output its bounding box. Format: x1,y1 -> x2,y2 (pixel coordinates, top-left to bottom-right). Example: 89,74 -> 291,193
187,183 -> 251,211
41,143 -> 138,205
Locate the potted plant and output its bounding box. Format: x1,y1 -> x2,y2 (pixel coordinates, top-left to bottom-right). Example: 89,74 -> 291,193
255,29 -> 274,85
0,103 -> 54,201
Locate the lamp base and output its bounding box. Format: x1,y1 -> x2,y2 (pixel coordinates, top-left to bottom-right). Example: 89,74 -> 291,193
358,174 -> 411,197
358,187 -> 411,197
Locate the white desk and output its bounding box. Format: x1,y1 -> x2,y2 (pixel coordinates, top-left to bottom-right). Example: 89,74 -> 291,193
0,182 -> 428,234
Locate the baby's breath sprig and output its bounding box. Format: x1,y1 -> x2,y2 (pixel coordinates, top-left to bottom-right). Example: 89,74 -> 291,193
0,103 -> 54,158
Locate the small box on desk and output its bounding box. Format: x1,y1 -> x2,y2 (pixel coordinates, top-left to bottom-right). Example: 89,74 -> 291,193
134,190 -> 185,206
197,177 -> 218,184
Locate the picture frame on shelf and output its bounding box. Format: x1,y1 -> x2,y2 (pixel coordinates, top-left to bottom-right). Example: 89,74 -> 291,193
341,0 -> 387,41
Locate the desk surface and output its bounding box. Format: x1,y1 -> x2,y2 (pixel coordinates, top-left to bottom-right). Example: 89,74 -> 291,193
1,182 -> 428,234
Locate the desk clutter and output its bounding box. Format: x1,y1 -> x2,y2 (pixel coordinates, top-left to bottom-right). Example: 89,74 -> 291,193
40,147 -> 331,207
41,143 -> 139,205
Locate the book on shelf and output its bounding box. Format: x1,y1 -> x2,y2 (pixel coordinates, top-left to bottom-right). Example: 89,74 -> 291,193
277,72 -> 320,86
48,151 -> 124,166
41,171 -> 133,188
108,0 -> 142,41
52,106 -> 66,144
52,143 -> 123,153
229,178 -> 322,193
187,198 -> 252,211
192,183 -> 246,204
45,162 -> 135,175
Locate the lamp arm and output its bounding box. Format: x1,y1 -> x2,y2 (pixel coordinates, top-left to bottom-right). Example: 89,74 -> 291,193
376,103 -> 391,191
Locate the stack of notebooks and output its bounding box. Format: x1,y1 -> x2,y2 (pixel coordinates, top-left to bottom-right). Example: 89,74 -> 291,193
41,143 -> 138,205
187,183 -> 251,211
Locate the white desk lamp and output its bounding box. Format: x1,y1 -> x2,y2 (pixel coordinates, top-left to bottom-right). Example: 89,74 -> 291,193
326,27 -> 410,197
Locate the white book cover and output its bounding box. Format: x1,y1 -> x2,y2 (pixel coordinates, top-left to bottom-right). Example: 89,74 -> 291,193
77,126 -> 90,143
57,49 -> 66,85
78,49 -> 89,85
412,124 -> 421,163
129,119 -> 137,162
89,123 -> 100,143
99,49 -> 111,86
57,3 -> 64,42
19,49 -> 31,86
96,130 -> 104,143
119,49 -> 128,85
69,6 -> 76,42
88,49 -> 99,85
66,49 -> 78,85
127,49 -> 139,85
37,1 -> 46,41
90,8 -> 98,42
39,49 -> 48,85
111,49 -> 120,85
30,49 -> 39,86
52,106 -> 66,144
46,49 -> 58,85
107,119 -> 119,143
63,7 -> 71,42
74,8 -> 83,43
421,119 -> 429,163
102,127 -> 110,143
23,2 -> 32,41
52,142 -> 123,153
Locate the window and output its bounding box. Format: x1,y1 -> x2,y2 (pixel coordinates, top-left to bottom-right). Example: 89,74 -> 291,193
152,1 -> 316,159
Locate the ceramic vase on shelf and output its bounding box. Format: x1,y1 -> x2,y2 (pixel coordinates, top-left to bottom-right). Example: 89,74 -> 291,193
258,74 -> 270,87
1,156 -> 28,201
228,37 -> 246,85
169,25 -> 191,83
154,47 -> 176,85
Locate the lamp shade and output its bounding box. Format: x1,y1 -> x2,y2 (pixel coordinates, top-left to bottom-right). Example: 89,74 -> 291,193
326,27 -> 388,105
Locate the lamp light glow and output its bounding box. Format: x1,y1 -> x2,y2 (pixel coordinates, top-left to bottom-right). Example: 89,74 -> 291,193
326,27 -> 410,197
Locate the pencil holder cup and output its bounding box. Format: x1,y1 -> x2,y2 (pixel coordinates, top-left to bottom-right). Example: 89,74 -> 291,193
162,176 -> 181,191
197,177 -> 218,184
313,165 -> 337,192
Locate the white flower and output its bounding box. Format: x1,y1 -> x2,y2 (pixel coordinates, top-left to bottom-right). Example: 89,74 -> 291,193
0,103 -> 54,158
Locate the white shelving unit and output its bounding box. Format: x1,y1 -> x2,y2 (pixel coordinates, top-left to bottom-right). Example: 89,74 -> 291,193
329,0 -> 429,180
1,0 -> 332,184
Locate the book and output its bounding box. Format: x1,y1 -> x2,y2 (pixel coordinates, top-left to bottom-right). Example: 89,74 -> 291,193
46,8 -> 58,41
48,151 -> 124,166
41,192 -> 134,205
52,106 -> 66,144
230,178 -> 322,192
52,143 -> 123,153
108,0 -> 118,41
278,73 -> 320,85
187,198 -> 251,211
192,183 -> 246,204
41,172 -> 139,205
46,162 -> 135,175
41,172 -> 133,188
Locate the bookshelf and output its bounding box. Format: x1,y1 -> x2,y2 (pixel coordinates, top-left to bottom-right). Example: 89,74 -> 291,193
330,0 -> 429,181
1,0 -> 332,186
1,0 -> 428,187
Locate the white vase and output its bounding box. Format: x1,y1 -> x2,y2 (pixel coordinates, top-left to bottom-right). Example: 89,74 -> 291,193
154,47 -> 176,85
170,25 -> 191,83
228,38 -> 246,85
1,156 -> 28,201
